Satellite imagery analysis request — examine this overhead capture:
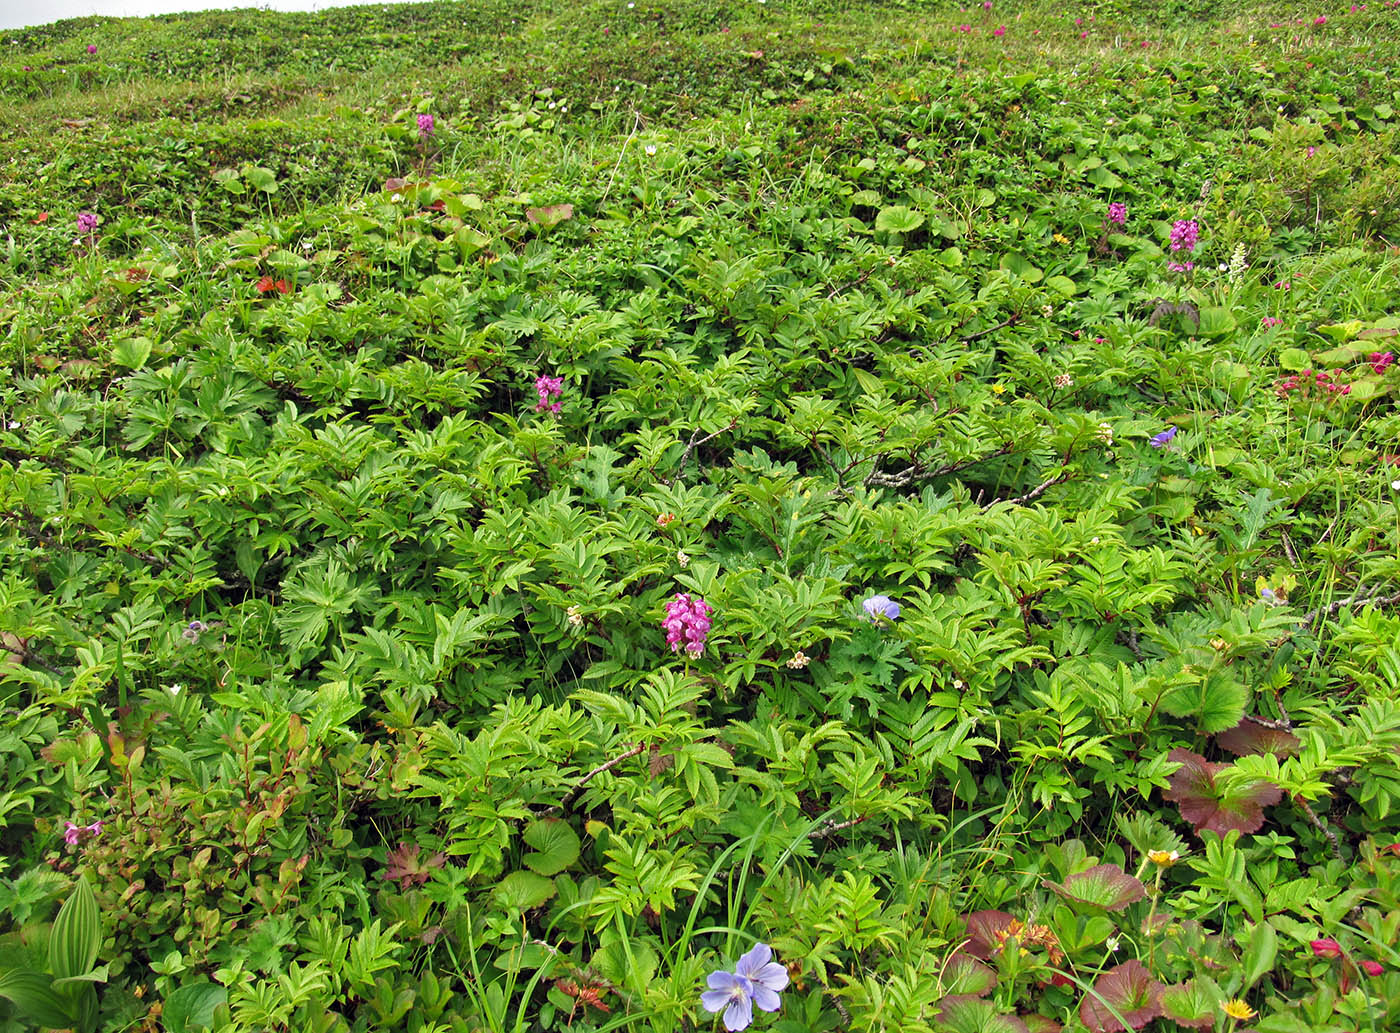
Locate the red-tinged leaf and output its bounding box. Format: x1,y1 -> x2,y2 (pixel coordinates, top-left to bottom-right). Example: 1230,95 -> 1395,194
935,995 -> 1029,1033
1162,748 -> 1282,837
943,952 -> 997,997
1079,961 -> 1164,1033
1215,718 -> 1301,758
383,176 -> 409,192
959,911 -> 1016,959
1161,979 -> 1222,1029
525,203 -> 574,229
382,842 -> 445,890
1022,1016 -> 1062,1033
33,212 -> 51,224
1045,864 -> 1147,912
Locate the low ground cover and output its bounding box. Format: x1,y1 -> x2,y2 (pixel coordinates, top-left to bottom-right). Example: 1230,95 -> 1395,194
2,1 -> 1400,1031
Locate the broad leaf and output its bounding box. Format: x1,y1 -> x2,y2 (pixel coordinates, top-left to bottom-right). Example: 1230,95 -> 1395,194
49,878 -> 101,980
162,981 -> 228,1033
936,995 -> 1030,1033
1045,865 -> 1147,912
525,203 -> 574,229
1079,961 -> 1164,1033
942,952 -> 997,997
874,205 -> 925,234
1160,978 -> 1221,1029
522,818 -> 581,877
1022,1016 -> 1062,1033
1215,718 -> 1301,758
1162,748 -> 1282,837
493,870 -> 556,911
0,970 -> 75,1028
1160,670 -> 1249,733
959,911 -> 1016,959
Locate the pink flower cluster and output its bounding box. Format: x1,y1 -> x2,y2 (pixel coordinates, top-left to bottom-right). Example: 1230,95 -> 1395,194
1107,202 -> 1127,225
64,819 -> 103,845
417,113 -> 435,138
1261,317 -> 1285,328
663,593 -> 713,657
76,211 -> 98,234
1369,351 -> 1395,374
1275,369 -> 1350,399
534,375 -> 563,413
1169,219 -> 1199,252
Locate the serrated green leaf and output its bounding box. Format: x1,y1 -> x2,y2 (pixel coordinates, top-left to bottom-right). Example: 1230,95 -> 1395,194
494,870 -> 556,910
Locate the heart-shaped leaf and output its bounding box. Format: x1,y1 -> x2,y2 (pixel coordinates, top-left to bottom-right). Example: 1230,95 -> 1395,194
1045,864 -> 1147,912
1160,978 -> 1221,1029
493,870 -> 556,911
525,203 -> 574,229
1079,961 -> 1164,1033
1162,748 -> 1282,837
942,952 -> 997,997
959,911 -> 1016,959
522,818 -> 580,877
1215,718 -> 1301,758
936,995 -> 1030,1033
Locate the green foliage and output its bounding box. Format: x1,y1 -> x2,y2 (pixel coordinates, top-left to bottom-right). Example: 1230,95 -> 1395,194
2,0 -> 1400,1031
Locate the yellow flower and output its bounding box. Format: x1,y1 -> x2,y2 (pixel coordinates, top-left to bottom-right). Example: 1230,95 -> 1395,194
1148,849 -> 1180,867
1053,232 -> 1071,245
991,383 -> 1006,395
1223,999 -> 1256,1021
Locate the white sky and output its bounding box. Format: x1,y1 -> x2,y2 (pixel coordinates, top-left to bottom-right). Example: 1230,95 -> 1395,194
1,0 -> 422,31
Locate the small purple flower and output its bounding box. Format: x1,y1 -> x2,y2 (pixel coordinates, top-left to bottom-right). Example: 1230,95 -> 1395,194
700,943 -> 789,1031
1107,202 -> 1127,226
76,211 -> 98,235
1166,260 -> 1195,273
87,44 -> 98,54
534,374 -> 563,413
417,113 -> 435,138
1169,219 -> 1199,253
1149,426 -> 1178,449
664,593 -> 713,657
862,595 -> 901,622
63,820 -> 102,845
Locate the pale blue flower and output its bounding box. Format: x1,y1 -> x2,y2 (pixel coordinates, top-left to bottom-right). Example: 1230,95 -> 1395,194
1149,426 -> 1178,449
700,943 -> 788,1031
862,594 -> 901,621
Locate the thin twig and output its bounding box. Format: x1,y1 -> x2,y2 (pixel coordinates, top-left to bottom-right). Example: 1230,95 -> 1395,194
826,266 -> 875,300
959,315 -> 1016,343
808,816 -> 867,840
1300,589 -> 1400,629
982,471 -> 1070,510
1293,794 -> 1343,861
557,742 -> 647,811
1243,713 -> 1293,731
669,420 -> 736,485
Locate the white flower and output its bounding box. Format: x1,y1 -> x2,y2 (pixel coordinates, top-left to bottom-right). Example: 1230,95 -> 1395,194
167,684 -> 183,695
785,651 -> 810,669
1391,479 -> 1400,492
677,550 -> 690,568
645,144 -> 657,156
1096,421 -> 1113,446
566,605 -> 583,628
